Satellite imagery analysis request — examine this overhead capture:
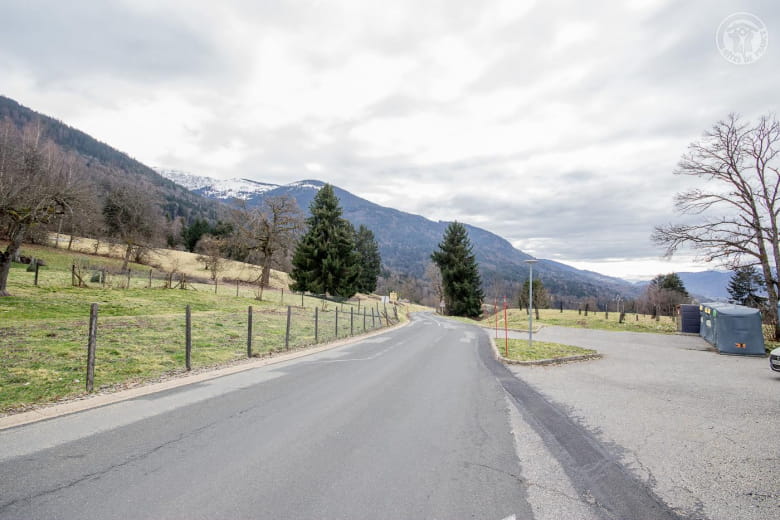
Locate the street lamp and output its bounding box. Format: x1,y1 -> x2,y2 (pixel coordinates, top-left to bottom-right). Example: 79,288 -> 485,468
524,259 -> 539,349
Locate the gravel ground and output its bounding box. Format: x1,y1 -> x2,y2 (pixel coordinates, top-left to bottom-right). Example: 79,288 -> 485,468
508,326 -> 780,520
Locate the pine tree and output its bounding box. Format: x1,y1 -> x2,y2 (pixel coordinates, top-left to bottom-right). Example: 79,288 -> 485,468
728,266 -> 766,307
354,225 -> 381,294
431,222 -> 484,317
289,184 -> 359,298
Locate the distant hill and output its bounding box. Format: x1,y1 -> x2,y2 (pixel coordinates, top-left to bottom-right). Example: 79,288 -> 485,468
0,96 -> 225,224
157,172 -> 642,302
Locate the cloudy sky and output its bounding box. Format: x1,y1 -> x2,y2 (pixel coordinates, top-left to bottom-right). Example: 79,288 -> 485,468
2,0 -> 778,280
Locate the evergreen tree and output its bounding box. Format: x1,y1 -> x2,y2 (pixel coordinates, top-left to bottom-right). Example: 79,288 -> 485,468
650,272 -> 689,297
354,225 -> 381,294
181,219 -> 211,252
728,266 -> 766,307
431,222 -> 484,317
289,184 -> 359,298
182,219 -> 234,252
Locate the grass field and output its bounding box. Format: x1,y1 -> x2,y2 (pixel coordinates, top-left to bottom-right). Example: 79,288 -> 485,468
482,307 -> 678,334
49,233 -> 292,289
1,240 -> 418,415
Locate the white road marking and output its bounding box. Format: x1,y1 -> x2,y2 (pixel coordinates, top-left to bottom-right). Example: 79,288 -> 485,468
460,332 -> 476,343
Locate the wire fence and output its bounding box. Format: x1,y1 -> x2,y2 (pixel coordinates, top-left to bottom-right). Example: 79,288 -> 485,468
78,302 -> 400,392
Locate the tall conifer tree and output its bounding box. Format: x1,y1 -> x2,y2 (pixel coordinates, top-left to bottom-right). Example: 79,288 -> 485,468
289,184 -> 359,298
431,221 -> 484,317
727,266 -> 766,307
354,225 -> 381,293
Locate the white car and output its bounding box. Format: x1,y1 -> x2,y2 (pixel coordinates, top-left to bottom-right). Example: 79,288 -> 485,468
771,347 -> 780,372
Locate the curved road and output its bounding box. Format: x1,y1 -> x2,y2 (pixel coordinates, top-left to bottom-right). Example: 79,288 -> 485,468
1,313 -> 688,519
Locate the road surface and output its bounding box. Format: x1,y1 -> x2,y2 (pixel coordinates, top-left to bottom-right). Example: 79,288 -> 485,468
1,313 -> 688,519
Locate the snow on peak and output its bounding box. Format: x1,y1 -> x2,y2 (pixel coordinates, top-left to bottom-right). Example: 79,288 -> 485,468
155,168 -> 279,200
200,178 -> 279,200
285,180 -> 324,190
155,168 -> 214,191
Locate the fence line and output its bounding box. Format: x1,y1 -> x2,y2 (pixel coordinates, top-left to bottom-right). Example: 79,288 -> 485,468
82,301 -> 401,393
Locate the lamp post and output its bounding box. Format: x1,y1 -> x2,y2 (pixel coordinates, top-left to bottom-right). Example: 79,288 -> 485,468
524,259 -> 539,349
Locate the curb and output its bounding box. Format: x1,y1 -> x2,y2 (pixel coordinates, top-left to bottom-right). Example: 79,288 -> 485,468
489,335 -> 602,366
0,319 -> 410,431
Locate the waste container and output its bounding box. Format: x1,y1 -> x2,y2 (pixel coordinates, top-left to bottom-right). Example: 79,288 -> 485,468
678,304 -> 700,333
699,302 -> 765,355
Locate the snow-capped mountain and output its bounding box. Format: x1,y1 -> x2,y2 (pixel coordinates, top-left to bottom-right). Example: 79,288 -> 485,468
155,168 -> 280,200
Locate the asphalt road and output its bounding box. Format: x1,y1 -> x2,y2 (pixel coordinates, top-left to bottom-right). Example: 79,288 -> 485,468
1,313 -> 691,519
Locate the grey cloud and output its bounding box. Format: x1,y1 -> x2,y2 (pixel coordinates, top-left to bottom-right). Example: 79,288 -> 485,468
0,1 -> 227,86
4,0 -> 777,273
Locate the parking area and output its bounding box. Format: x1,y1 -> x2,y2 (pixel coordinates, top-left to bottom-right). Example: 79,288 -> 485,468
508,326 -> 779,520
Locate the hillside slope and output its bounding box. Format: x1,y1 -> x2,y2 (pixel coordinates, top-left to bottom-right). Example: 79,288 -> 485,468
0,96 -> 225,224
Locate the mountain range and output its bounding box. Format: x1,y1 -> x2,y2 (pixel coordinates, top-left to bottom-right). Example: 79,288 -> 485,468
155,170 -> 643,302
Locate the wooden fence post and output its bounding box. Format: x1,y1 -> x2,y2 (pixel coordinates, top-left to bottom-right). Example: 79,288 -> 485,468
247,305 -> 253,358
285,306 -> 292,349
148,269 -> 152,288
71,264 -> 76,287
335,308 -> 339,339
363,308 -> 366,331
236,279 -> 240,297
185,305 -> 192,371
281,288 -> 284,305
315,307 -> 319,343
301,292 -> 304,308
34,262 -> 40,286
86,303 -> 98,393
350,307 -> 354,336
372,308 -> 376,328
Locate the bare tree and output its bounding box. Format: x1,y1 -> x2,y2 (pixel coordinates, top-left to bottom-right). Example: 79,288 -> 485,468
196,234 -> 227,290
103,184 -> 160,271
653,113 -> 780,338
424,262 -> 444,310
232,196 -> 304,300
0,119 -> 83,296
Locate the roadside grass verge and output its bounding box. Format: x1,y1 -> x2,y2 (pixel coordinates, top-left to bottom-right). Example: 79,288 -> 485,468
1,243 -> 410,415
499,338 -> 596,362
